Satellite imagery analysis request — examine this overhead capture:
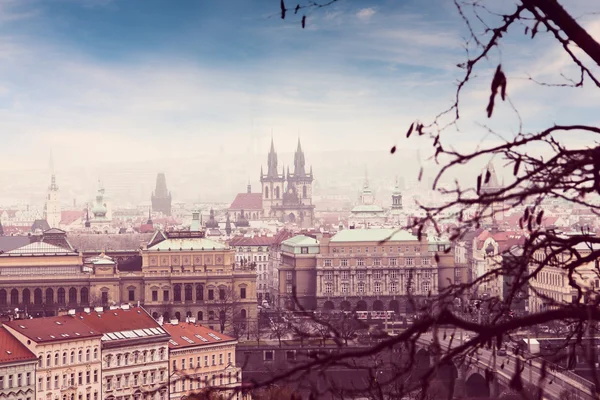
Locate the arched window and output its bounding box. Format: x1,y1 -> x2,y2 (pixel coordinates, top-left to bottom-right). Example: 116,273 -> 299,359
303,186 -> 307,198
46,288 -> 54,305
57,288 -> 66,305
197,311 -> 203,321
264,186 -> 269,199
86,349 -> 90,362
174,285 -> 181,302
175,311 -> 181,321
46,354 -> 50,367
62,352 -> 67,365
275,186 -> 280,199
80,287 -> 89,305
219,310 -> 226,322
240,309 -> 247,319
34,288 -> 43,305
54,352 -> 59,366
70,351 -> 74,363
0,289 -> 6,305
196,285 -> 204,301
22,288 -> 30,305
184,285 -> 193,302
68,288 -> 77,304
10,289 -> 18,305
93,348 -> 98,360
78,350 -> 82,362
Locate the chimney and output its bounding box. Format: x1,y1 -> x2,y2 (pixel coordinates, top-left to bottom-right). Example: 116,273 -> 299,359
94,307 -> 103,313
67,309 -> 76,316
83,308 -> 91,314
170,319 -> 179,325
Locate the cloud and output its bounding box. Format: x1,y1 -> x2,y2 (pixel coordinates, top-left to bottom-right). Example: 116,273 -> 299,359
356,8 -> 376,21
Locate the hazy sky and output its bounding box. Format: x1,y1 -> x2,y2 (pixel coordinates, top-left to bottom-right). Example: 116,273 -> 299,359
0,0 -> 599,177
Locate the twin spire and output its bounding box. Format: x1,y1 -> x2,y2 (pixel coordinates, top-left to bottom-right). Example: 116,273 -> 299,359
264,135 -> 309,179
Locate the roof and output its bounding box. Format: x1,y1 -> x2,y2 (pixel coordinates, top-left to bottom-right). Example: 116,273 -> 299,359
60,210 -> 84,225
350,204 -> 385,213
75,307 -> 169,344
31,219 -> 50,232
68,233 -> 152,251
5,315 -> 102,343
229,236 -> 276,247
0,236 -> 31,253
148,237 -> 227,251
282,235 -> 319,246
162,321 -> 235,349
0,327 -> 37,364
1,241 -> 78,256
229,193 -> 263,211
330,229 -> 418,243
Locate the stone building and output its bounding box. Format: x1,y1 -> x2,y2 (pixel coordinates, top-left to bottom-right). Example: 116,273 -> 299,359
230,138 -> 315,227
163,319 -> 242,400
278,229 -> 457,314
0,229 -> 257,337
4,315 -> 103,400
0,326 -> 37,400
76,305 -> 170,400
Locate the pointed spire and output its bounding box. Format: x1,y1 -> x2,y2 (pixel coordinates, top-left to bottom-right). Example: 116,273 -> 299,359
293,137 -> 306,177
296,137 -> 302,153
147,206 -> 153,225
0,219 -> 4,236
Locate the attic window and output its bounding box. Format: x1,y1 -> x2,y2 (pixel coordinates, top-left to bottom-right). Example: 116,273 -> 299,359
55,321 -> 62,325
19,325 -> 26,329
6,350 -> 11,355
50,335 -> 55,339
75,333 -> 81,336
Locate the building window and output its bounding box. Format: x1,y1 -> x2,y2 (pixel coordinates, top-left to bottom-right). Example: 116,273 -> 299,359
219,288 -> 226,300
374,282 -> 381,293
358,282 -> 365,293
286,271 -> 293,281
390,270 -> 398,279
365,247 -> 369,253
357,270 -> 365,280
86,349 -> 90,361
390,258 -> 397,266
324,271 -> 333,280
240,287 -> 246,299
208,289 -> 214,300
424,271 -> 431,279
341,259 -> 348,267
325,283 -> 333,294
406,258 -> 414,266
422,258 -> 430,265
264,351 -> 274,361
286,284 -> 293,294
341,270 -> 349,280
357,258 -> 364,266
301,247 -> 308,254
163,290 -> 169,301
62,352 -> 67,365
128,289 -> 135,301
78,350 -> 82,362
423,281 -> 431,293
373,270 -> 381,280
390,282 -> 398,292
93,348 -> 98,360
373,258 -> 381,266
455,268 -> 461,278
341,283 -> 349,293
324,259 -> 332,267
39,377 -> 43,391
152,290 -> 158,301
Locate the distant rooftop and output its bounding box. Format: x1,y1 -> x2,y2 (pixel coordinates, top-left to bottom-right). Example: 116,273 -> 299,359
5,315 -> 102,343
162,320 -> 235,349
1,241 -> 78,256
0,326 -> 37,364
282,235 -> 319,247
148,237 -> 227,251
330,229 -> 418,243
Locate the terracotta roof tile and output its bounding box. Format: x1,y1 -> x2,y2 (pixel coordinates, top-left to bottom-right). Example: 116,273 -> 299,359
5,315 -> 103,343
75,307 -> 169,343
162,321 -> 235,349
229,193 -> 263,211
0,326 -> 37,364
60,210 -> 85,225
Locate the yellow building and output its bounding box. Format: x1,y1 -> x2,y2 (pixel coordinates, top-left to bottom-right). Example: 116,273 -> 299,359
0,229 -> 257,338
162,320 -> 242,400
4,315 -> 103,400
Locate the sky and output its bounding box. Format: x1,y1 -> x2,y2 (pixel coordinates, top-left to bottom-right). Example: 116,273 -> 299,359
0,0 -> 599,201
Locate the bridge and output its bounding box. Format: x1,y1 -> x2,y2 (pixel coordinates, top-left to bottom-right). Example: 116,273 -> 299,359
414,333 -> 596,399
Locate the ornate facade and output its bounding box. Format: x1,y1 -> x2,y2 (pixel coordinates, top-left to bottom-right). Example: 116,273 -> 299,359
279,229 -> 450,314
151,173 -> 172,217
0,230 -> 257,337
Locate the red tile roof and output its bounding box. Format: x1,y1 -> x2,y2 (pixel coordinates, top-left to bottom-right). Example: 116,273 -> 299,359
5,315 -> 102,343
229,193 -> 263,211
162,321 -> 235,349
75,306 -> 163,334
0,326 -> 37,364
60,210 -> 84,225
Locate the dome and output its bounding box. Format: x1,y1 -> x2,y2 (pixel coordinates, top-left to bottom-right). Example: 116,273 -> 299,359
92,201 -> 107,217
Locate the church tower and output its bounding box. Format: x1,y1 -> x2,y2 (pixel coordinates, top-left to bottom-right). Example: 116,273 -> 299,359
391,176 -> 403,210
260,137 -> 285,217
45,155 -> 61,229
151,173 -> 172,216
288,138 -> 314,206
480,161 -> 504,225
